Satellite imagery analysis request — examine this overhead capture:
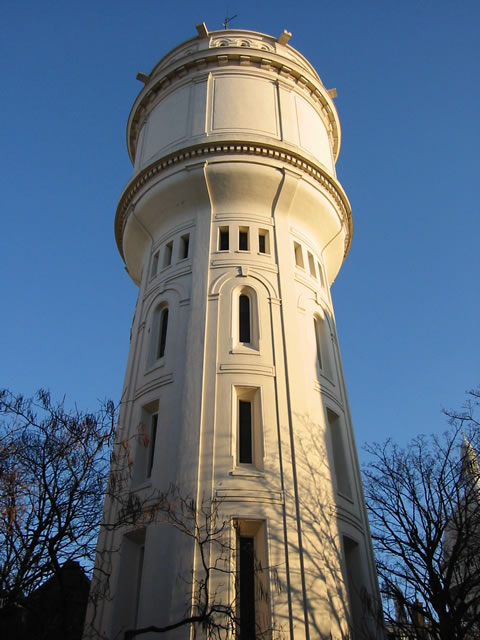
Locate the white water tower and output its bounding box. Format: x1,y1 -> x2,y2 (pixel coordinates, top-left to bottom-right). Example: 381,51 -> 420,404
86,23 -> 381,640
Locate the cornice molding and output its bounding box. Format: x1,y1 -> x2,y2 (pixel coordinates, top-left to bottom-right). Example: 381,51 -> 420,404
115,141 -> 352,263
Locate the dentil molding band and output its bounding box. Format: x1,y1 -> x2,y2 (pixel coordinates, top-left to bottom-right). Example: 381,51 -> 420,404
115,140 -> 353,262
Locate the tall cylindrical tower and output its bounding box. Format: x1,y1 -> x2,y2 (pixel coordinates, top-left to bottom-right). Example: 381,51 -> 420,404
87,24 -> 381,640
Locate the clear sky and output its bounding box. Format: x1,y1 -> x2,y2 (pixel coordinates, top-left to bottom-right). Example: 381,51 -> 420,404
1,1 -> 479,452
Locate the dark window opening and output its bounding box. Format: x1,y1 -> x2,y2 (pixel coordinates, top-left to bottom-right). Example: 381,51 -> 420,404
180,234 -> 190,259
157,308 -> 168,359
239,400 -> 252,464
239,295 -> 251,343
151,252 -> 159,278
239,229 -> 249,251
147,414 -> 158,477
164,241 -> 173,267
134,545 -> 145,627
239,536 -> 256,640
314,318 -> 322,369
294,242 -> 304,268
219,228 -> 229,251
258,234 -> 266,254
308,252 -> 316,278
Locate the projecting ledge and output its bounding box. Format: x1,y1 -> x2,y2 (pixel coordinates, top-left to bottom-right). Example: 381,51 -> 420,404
215,488 -> 284,504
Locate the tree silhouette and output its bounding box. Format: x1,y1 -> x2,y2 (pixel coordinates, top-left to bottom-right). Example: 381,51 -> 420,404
363,388 -> 480,640
0,388 -> 116,638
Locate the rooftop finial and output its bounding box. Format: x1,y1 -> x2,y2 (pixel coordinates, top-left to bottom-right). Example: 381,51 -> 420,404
223,12 -> 237,29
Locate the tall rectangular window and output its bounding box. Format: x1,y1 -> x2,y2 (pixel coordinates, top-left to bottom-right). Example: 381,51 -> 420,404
163,241 -> 173,267
239,400 -> 252,464
294,241 -> 304,268
239,227 -> 249,251
133,401 -> 159,486
219,227 -> 229,251
327,409 -> 352,498
112,529 -> 146,638
239,294 -> 251,344
180,233 -> 190,260
235,388 -> 263,469
150,251 -> 159,278
146,413 -> 158,478
308,252 -> 316,278
157,308 -> 169,359
314,317 -> 323,370
317,261 -> 326,289
343,536 -> 363,634
239,537 -> 255,639
134,545 -> 145,627
258,229 -> 270,254
235,521 -> 269,639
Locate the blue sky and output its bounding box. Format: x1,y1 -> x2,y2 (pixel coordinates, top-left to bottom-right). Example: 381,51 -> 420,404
1,1 -> 478,451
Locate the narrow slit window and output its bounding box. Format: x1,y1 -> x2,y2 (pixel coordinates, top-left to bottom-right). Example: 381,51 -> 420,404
239,400 -> 252,464
235,521 -> 269,639
317,261 -> 326,289
112,529 -> 146,637
308,252 -> 317,278
150,251 -> 159,278
157,308 -> 168,359
239,536 -> 256,639
343,536 -> 363,633
239,294 -> 251,343
180,234 -> 190,260
163,241 -> 173,267
294,242 -> 304,268
219,227 -> 229,251
134,545 -> 145,627
314,317 -> 323,370
239,227 -> 249,251
327,408 -> 352,498
146,413 -> 158,478
134,402 -> 159,486
258,229 -> 269,254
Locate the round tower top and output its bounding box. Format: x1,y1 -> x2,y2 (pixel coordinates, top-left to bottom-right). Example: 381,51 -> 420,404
116,24 -> 352,281
127,24 -> 341,166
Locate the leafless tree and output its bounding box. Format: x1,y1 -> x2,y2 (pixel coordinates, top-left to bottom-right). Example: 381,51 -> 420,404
87,481 -> 277,640
363,388 -> 480,640
0,388 -> 116,633
0,390 -> 276,640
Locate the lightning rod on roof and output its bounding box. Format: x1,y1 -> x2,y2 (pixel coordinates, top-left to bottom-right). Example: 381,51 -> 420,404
223,13 -> 237,29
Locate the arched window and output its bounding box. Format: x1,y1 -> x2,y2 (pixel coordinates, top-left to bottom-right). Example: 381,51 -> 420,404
232,286 -> 259,352
157,308 -> 168,359
239,294 -> 251,344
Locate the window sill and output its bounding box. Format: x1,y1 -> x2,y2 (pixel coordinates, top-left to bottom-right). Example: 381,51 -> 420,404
230,467 -> 264,478
145,358 -> 166,375
230,345 -> 260,355
315,370 -> 335,386
337,490 -> 354,504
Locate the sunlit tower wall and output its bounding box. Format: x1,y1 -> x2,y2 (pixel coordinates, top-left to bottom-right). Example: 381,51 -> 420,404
86,24 -> 381,640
